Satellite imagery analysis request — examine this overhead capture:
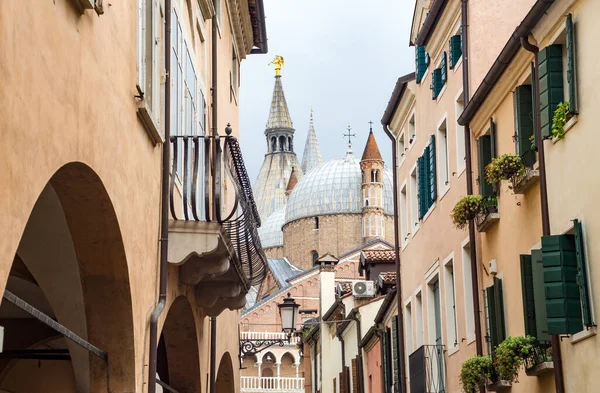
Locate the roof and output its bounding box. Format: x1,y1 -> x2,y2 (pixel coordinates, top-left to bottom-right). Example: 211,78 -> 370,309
414,0 -> 449,47
248,0 -> 268,54
301,112 -> 323,174
258,205 -> 286,248
322,300 -> 345,322
361,130 -> 383,161
374,289 -> 397,324
336,308 -> 358,336
359,325 -> 379,348
286,167 -> 298,192
339,238 -> 394,259
267,258 -> 302,289
378,272 -> 397,285
362,249 -> 395,263
381,73 -> 416,126
266,76 -> 293,130
458,0 -> 556,126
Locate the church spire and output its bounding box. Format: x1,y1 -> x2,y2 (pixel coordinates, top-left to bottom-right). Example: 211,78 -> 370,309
301,110 -> 323,173
266,56 -> 293,130
361,123 -> 383,161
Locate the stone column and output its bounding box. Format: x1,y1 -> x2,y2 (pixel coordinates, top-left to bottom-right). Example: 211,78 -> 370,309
276,362 -> 282,389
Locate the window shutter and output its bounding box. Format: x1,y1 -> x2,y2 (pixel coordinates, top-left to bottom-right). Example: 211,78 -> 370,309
514,85 -> 535,167
339,373 -> 343,393
538,45 -> 564,138
381,328 -> 391,393
441,52 -> 447,83
416,46 -> 427,84
542,234 -> 583,334
489,118 -> 497,159
431,68 -> 442,99
385,329 -> 393,393
477,135 -> 494,198
428,136 -> 437,203
449,35 -> 462,68
574,219 -> 592,326
484,286 -> 498,353
418,156 -> 427,219
351,359 -> 358,393
532,250 -> 551,342
391,316 -> 399,393
520,254 -> 538,337
423,146 -> 431,209
530,63 -> 539,152
493,277 -> 506,343
566,14 -> 578,113
344,367 -> 351,393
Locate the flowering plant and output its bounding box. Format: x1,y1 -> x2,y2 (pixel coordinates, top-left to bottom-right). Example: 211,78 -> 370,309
460,356 -> 493,393
552,101 -> 571,140
495,336 -> 535,383
451,195 -> 484,229
486,154 -> 525,184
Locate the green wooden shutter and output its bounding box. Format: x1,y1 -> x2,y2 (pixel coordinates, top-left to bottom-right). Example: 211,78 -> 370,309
530,63 -> 539,153
485,286 -> 498,353
493,277 -> 506,343
385,329 -> 393,393
574,219 -> 592,326
566,14 -> 578,113
381,330 -> 389,393
520,255 -> 538,338
428,135 -> 437,204
391,316 -> 399,393
416,46 -> 427,84
449,35 -> 462,68
477,135 -> 494,198
532,250 -> 551,342
542,234 -> 582,334
514,85 -> 535,167
538,45 -> 564,138
431,68 -> 442,99
423,146 -> 431,209
489,118 -> 497,159
418,155 -> 427,219
441,52 -> 447,84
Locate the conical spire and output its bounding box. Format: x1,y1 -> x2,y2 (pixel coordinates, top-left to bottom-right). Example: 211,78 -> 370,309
361,126 -> 383,161
266,76 -> 293,130
301,111 -> 323,173
285,167 -> 298,197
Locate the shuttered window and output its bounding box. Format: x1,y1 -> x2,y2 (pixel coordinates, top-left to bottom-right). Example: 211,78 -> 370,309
417,137 -> 438,219
514,85 -> 536,167
391,316 -> 399,393
449,34 -> 462,68
538,45 -> 564,138
431,68 -> 443,99
382,328 -> 393,393
574,220 -> 592,326
415,46 -> 428,84
428,135 -> 437,203
484,277 -> 506,354
520,252 -> 550,341
477,135 -> 494,198
566,14 -> 578,113
417,156 -> 427,219
441,52 -> 447,84
351,359 -> 358,393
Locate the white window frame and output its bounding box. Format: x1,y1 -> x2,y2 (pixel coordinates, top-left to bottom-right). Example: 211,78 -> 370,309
443,254 -> 459,354
436,116 -> 450,196
455,90 -> 466,175
462,237 -> 476,343
138,0 -> 162,131
414,289 -> 424,348
409,164 -> 419,235
400,180 -> 409,247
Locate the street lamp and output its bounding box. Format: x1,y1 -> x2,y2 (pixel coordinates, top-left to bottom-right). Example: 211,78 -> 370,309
239,293 -> 299,357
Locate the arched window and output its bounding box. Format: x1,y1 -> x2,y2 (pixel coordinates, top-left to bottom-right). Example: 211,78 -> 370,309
314,217 -> 319,229
371,170 -> 380,183
311,251 -> 319,265
271,137 -> 277,152
279,135 -> 286,151
288,137 -> 293,152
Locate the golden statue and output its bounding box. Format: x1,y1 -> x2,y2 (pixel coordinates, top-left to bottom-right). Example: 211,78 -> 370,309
269,55 -> 285,76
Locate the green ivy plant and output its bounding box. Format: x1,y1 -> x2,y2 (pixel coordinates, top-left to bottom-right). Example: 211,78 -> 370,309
551,101 -> 571,140
460,356 -> 493,393
451,195 -> 484,229
495,336 -> 535,383
485,153 -> 525,185
529,135 -> 536,152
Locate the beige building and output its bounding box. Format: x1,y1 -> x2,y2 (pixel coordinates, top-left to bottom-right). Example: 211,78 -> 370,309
0,0 -> 267,392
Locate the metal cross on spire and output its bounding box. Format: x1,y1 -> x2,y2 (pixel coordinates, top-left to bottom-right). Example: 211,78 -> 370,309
343,124 -> 356,149
368,120 -> 374,132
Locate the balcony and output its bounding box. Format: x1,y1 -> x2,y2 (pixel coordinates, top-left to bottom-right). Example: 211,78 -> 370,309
408,345 -> 445,393
476,207 -> 499,233
512,168 -> 539,194
241,377 -> 305,393
167,133 -> 267,316
240,332 -> 301,346
525,341 -> 554,377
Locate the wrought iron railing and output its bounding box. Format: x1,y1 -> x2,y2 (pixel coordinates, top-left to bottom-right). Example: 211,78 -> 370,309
169,131 -> 267,286
524,340 -> 552,370
408,345 -> 446,393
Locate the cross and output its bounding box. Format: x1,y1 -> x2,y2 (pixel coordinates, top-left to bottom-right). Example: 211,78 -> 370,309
368,120 -> 374,131
343,124 -> 356,148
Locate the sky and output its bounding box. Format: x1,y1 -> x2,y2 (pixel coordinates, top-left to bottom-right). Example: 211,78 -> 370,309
240,0 -> 416,182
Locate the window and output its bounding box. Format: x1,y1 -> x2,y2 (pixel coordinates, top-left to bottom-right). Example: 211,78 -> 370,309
514,84 -> 536,167
400,183 -> 409,245
520,250 -> 550,341
431,52 -> 447,99
405,301 -> 413,354
477,132 -> 494,199
444,259 -> 458,349
484,277 -> 506,354
415,292 -> 424,348
138,0 -> 161,117
408,114 -> 416,145
462,242 -> 475,342
371,170 -> 379,183
417,136 -> 437,219
314,217 -> 319,230
410,167 -> 419,230
391,316 -> 400,393
398,133 -> 406,160
231,45 -> 239,100
427,277 -> 443,346
455,94 -> 466,173
415,45 -> 429,84
437,119 -> 449,189
311,251 -> 318,265
449,33 -> 462,68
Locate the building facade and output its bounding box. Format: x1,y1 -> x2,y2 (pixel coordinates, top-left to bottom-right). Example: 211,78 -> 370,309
0,0 -> 267,392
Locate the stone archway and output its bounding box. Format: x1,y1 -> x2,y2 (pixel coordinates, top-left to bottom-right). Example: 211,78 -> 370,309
216,352 -> 235,393
158,296 -> 202,393
0,162 -> 136,393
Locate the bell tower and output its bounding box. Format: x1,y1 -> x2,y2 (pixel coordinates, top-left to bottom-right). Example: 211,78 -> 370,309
360,123 -> 385,243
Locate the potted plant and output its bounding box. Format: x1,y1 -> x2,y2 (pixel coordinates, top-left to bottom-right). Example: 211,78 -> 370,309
486,153 -> 525,185
495,336 -> 535,383
460,356 -> 493,393
551,101 -> 572,140
451,195 -> 484,229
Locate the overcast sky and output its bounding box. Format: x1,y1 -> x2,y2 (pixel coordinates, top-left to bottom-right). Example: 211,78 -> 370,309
240,0 -> 415,182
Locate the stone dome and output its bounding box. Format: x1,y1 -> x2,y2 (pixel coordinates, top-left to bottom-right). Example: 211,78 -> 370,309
258,205 -> 286,248
284,150 -> 394,225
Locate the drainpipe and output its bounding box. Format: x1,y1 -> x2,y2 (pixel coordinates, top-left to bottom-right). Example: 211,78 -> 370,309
381,124 -> 406,393
520,35 -> 565,393
148,0 -> 172,392
210,317 -> 217,393
460,0 -> 485,372
211,0 -> 219,220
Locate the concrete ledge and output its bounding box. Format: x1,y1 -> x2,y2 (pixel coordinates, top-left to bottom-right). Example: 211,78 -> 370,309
513,169 -> 539,194
486,380 -> 511,391
525,361 -> 554,376
476,212 -> 500,233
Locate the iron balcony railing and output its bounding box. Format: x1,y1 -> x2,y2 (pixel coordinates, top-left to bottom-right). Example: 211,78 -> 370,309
169,131 -> 267,286
408,344 -> 446,393
524,340 -> 552,371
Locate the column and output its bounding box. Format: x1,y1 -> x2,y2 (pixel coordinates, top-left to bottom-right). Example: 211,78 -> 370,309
276,362 -> 281,389
257,362 -> 262,389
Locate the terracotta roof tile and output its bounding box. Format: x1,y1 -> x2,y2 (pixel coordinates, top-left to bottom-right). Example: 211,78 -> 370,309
286,167 -> 298,192
362,249 -> 395,262
379,272 -> 397,284
361,130 -> 383,161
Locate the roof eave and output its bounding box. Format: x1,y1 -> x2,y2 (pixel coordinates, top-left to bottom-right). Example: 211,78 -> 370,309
249,0 -> 268,54
414,0 -> 449,47
381,73 -> 416,127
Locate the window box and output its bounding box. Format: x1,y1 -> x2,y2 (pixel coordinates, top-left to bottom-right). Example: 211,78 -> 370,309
486,380 -> 512,391
476,208 -> 499,233
524,341 -> 553,377
512,168 -> 539,194
526,361 -> 554,377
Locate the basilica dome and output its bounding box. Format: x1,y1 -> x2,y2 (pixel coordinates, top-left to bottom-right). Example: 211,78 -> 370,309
284,150 -> 394,225
257,205 -> 286,248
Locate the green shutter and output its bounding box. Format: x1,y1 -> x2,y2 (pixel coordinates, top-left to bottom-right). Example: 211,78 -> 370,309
538,45 -> 564,138
423,146 -> 431,209
477,135 -> 494,198
392,316 -> 399,393
441,52 -> 447,84
531,250 -> 551,342
520,254 -> 538,338
418,155 -> 427,219
489,118 -> 497,159
530,63 -> 539,153
493,277 -> 506,343
431,69 -> 442,99
542,234 -> 583,334
449,35 -> 462,68
514,85 -> 535,167
574,219 -> 592,326
566,14 -> 578,113
485,286 -> 498,353
416,46 -> 427,84
428,135 -> 437,204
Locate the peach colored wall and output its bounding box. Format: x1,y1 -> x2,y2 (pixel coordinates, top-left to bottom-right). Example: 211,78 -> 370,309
365,342 -> 381,393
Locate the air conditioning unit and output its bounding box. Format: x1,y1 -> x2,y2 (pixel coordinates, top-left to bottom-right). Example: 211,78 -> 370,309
352,281 -> 376,298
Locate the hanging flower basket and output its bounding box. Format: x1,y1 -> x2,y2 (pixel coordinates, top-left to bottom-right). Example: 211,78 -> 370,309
460,356 -> 493,393
486,154 -> 525,185
451,195 -> 484,229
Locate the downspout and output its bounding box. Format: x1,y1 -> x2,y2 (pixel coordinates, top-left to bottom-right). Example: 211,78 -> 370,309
381,124 -> 406,393
460,0 -> 485,372
520,35 -> 565,393
210,317 -> 217,393
148,0 -> 171,392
